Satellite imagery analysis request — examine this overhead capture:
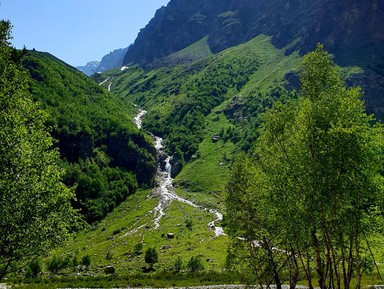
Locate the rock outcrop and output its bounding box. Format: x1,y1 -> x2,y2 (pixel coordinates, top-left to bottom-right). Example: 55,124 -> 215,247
122,0 -> 384,118
123,0 -> 384,69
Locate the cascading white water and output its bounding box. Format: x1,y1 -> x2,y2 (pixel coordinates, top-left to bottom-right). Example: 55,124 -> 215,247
152,136 -> 198,229
208,209 -> 225,237
133,109 -> 225,236
134,109 -> 147,130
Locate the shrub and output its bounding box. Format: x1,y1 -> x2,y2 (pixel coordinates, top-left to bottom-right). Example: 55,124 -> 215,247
106,250 -> 113,260
134,243 -> 143,255
26,258 -> 41,279
185,219 -> 193,231
187,256 -> 204,272
174,256 -> 183,273
82,255 -> 91,267
144,247 -> 158,270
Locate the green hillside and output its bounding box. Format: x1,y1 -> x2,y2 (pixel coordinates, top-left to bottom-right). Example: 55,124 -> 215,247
22,51 -> 157,223
53,35 -> 372,278
102,35 -> 301,186
47,35 -> 302,274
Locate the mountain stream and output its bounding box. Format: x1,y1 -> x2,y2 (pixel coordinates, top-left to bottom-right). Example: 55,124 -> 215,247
133,109 -> 225,237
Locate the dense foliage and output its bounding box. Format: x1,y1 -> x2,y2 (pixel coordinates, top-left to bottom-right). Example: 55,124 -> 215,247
21,51 -> 157,223
102,38 -> 264,166
226,45 -> 384,289
144,247 -> 158,270
0,20 -> 81,279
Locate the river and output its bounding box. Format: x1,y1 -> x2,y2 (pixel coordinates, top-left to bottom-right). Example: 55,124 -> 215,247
133,109 -> 225,236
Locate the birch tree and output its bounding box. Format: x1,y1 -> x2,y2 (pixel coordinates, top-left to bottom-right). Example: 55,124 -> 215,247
226,45 -> 384,289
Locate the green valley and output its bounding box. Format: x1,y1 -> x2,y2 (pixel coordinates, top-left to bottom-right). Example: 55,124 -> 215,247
2,0 -> 384,288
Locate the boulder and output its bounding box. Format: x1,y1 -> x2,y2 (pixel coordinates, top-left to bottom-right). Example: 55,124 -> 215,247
104,266 -> 115,274
167,233 -> 175,239
170,160 -> 183,178
211,135 -> 221,142
112,229 -> 122,235
161,245 -> 172,250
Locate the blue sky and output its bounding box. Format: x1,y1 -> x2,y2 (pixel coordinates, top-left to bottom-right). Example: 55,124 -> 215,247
0,0 -> 170,66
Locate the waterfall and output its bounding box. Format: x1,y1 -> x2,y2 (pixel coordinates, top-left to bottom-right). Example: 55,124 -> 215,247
133,109 -> 225,236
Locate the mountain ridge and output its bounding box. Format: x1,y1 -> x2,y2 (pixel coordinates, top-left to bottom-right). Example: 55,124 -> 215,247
77,47 -> 129,76
121,0 -> 384,118
123,0 -> 384,68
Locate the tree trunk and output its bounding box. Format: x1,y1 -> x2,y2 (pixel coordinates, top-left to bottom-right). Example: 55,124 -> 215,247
355,237 -> 361,289
0,258 -> 11,281
289,247 -> 299,289
312,229 -> 325,289
262,236 -> 282,289
296,240 -> 314,289
345,238 -> 354,289
331,245 -> 341,289
325,244 -> 331,288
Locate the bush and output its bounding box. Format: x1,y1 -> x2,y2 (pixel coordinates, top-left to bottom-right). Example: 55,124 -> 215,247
46,255 -> 72,274
144,247 -> 158,270
26,258 -> 41,279
187,256 -> 204,272
105,250 -> 113,260
134,243 -> 143,255
185,219 -> 193,231
174,256 -> 183,273
82,255 -> 91,267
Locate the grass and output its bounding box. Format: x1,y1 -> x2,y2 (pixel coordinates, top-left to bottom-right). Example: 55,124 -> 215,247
9,268 -> 384,288
42,183 -> 229,277
10,271 -> 242,288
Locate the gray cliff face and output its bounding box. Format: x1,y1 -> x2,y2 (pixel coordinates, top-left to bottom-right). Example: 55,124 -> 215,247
122,0 -> 384,118
77,61 -> 100,76
77,47 -> 128,76
123,0 -> 384,69
96,47 -> 128,73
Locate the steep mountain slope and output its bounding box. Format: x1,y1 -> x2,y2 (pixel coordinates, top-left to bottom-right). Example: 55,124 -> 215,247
77,47 -> 128,76
96,47 -> 128,73
22,51 -> 157,222
76,60 -> 100,76
123,0 -> 384,117
123,0 -> 384,68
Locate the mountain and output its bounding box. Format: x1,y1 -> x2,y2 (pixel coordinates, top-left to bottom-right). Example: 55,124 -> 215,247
77,47 -> 129,76
122,0 -> 384,117
96,47 -> 129,73
76,60 -> 100,76
123,0 -> 384,68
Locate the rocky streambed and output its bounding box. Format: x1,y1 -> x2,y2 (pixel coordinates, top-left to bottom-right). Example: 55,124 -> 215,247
131,108 -> 225,236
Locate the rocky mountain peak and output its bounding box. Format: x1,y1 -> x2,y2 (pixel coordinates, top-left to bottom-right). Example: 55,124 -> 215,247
123,0 -> 384,70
